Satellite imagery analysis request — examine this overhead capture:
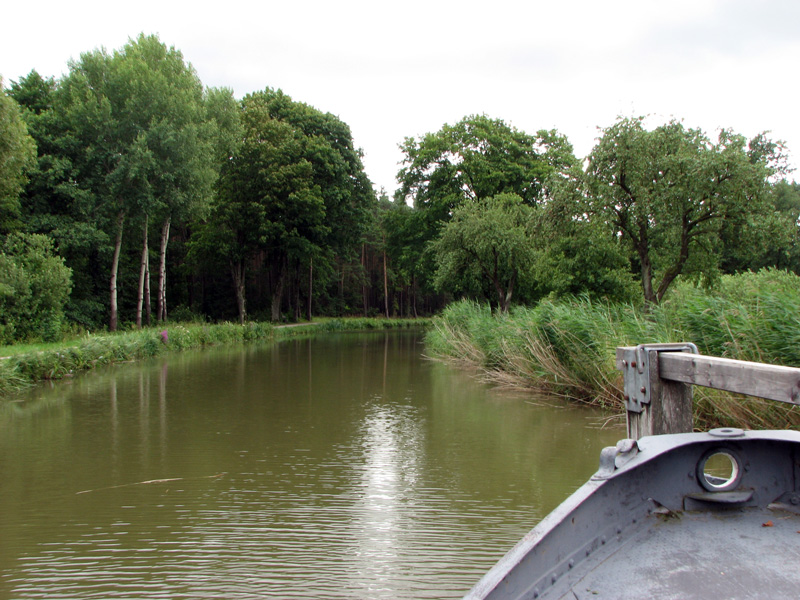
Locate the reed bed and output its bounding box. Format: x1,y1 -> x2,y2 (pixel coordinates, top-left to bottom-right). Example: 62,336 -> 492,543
425,269 -> 800,430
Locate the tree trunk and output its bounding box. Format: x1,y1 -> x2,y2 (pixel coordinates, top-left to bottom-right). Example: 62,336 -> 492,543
487,250 -> 509,312
157,216 -> 171,322
271,255 -> 287,322
136,214 -> 149,328
109,211 -> 125,332
412,275 -> 418,318
495,281 -> 510,312
383,241 -> 389,318
503,257 -> 517,313
655,216 -> 692,303
639,246 -> 656,307
307,257 -> 313,322
230,259 -> 246,325
293,259 -> 301,322
361,243 -> 368,317
144,246 -> 151,327
631,216 -> 657,307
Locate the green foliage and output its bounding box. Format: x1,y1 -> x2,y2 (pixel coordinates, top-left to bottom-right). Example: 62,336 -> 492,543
430,193 -> 538,311
538,172 -> 639,302
62,33 -> 213,222
397,115 -> 576,213
0,322 -> 274,393
8,70 -> 109,329
0,232 -> 72,343
313,317 -> 427,333
425,300 -> 505,366
51,34 -> 216,329
395,115 -> 577,299
168,304 -> 208,323
7,37 -> 798,330
426,298 -> 630,404
0,81 -> 37,233
382,199 -> 443,313
192,88 -> 375,323
660,269 -> 800,365
583,117 -> 785,305
719,180 -> 800,274
429,189 -> 639,310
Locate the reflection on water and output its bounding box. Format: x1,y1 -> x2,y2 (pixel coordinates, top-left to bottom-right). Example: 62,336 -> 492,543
0,331 -> 623,599
350,401 -> 424,595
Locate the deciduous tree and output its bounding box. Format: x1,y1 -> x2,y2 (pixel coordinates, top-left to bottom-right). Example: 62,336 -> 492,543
251,89 -> 373,320
194,89 -> 374,323
397,115 -> 575,215
430,193 -> 536,312
194,93 -> 326,323
0,80 -> 36,233
56,34 -> 213,330
396,115 -> 577,297
8,70 -> 109,328
584,117 -> 787,305
719,179 -> 800,274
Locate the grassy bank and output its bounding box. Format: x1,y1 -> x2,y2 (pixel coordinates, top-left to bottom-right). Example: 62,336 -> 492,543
0,317 -> 428,397
425,269 -> 800,431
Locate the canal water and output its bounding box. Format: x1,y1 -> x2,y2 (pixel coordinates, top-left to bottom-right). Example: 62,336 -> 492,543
0,330 -> 623,599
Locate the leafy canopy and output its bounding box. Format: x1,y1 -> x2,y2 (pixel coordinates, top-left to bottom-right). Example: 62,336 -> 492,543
431,193 -> 537,311
395,115 -> 578,300
397,114 -> 577,218
583,116 -> 787,305
0,81 -> 37,233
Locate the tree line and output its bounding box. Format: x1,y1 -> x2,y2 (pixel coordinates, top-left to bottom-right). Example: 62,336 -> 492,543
1,33 -> 798,343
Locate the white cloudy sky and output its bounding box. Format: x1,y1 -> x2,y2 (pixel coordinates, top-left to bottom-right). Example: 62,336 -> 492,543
2,0 -> 798,194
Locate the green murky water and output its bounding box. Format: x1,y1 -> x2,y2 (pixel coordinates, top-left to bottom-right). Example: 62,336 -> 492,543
0,330 -> 623,599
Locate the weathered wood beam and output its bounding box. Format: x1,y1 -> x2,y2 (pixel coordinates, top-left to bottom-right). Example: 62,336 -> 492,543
659,353 -> 800,406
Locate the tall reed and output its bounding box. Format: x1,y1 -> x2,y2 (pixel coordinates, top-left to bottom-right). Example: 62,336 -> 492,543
425,270 -> 800,430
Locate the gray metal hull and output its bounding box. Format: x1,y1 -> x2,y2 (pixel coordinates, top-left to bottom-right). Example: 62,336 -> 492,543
465,430 -> 800,599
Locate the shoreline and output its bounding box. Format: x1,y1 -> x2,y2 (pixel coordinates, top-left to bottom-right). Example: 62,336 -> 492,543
0,318 -> 429,398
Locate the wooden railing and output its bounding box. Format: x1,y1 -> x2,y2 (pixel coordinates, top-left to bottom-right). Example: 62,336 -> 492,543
616,343 -> 800,439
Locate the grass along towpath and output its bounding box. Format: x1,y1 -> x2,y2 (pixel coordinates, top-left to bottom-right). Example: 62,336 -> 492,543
0,317 -> 428,397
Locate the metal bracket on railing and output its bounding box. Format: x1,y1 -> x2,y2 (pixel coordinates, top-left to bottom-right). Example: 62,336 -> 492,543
619,343 -> 699,413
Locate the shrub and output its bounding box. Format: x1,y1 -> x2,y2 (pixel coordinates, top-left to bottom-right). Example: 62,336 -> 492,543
0,233 -> 72,343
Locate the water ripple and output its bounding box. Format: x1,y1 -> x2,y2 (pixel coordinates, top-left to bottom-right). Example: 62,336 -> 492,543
0,333 -> 622,599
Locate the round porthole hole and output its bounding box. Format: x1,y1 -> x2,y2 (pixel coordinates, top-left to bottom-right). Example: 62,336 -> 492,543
697,449 -> 742,492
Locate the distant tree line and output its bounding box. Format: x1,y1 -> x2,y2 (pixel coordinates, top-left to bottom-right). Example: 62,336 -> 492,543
1,34 -> 798,343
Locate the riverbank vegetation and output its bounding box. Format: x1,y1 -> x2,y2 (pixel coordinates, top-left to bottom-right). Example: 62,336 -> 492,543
426,269 -> 800,430
4,34 -> 798,345
3,35 -> 800,431
0,317 -> 425,396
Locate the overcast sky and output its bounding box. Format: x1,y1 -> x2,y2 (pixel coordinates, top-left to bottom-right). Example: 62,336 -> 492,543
2,0 -> 798,194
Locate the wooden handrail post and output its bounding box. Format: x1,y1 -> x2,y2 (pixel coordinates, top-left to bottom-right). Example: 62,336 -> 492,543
617,343 -> 800,440
617,345 -> 694,440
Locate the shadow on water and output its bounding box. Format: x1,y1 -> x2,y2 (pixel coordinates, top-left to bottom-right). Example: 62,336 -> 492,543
0,330 -> 623,599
